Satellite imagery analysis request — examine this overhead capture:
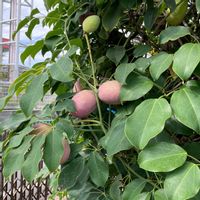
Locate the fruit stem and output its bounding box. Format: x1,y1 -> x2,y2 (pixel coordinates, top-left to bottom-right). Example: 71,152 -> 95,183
64,21 -> 95,90
84,33 -> 107,134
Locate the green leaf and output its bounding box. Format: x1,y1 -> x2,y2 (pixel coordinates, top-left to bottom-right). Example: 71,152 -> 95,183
106,46 -> 126,65
22,134 -> 46,182
44,0 -> 59,9
154,189 -> 169,200
132,192 -> 151,200
100,117 -> 132,156
109,179 -> 122,200
159,26 -> 191,44
164,162 -> 200,200
122,179 -> 146,200
21,40 -> 44,64
165,0 -> 176,12
135,57 -> 151,73
171,87 -> 200,133
3,135 -> 34,178
138,142 -> 187,172
120,73 -> 153,102
49,55 -> 73,82
144,6 -> 158,30
183,142 -> 200,160
25,18 -> 40,39
172,43 -> 200,80
0,112 -> 27,132
150,53 -> 173,80
59,157 -> 85,189
43,128 -> 64,171
102,1 -> 122,32
114,63 -> 136,85
125,98 -> 172,149
134,45 -> 152,58
54,99 -> 75,112
8,126 -> 33,149
20,73 -> 48,116
196,0 -> 200,13
87,152 -> 109,187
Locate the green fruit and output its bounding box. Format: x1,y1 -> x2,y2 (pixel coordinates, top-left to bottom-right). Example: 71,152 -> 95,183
82,15 -> 100,33
166,0 -> 188,26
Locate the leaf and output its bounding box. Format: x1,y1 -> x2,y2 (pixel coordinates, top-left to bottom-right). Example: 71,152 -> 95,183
21,40 -> 44,64
150,53 -> 173,80
102,1 -> 122,32
25,18 -> 40,39
59,157 -> 85,189
138,142 -> 187,172
43,127 -> 64,171
164,162 -> 200,200
172,43 -> 200,80
100,117 -> 132,156
196,0 -> 200,13
0,112 -> 27,132
122,179 -> 146,200
114,63 -> 136,85
3,135 -> 34,178
20,73 -> 48,116
8,126 -> 33,149
171,87 -> 200,133
87,152 -> 109,187
164,0 -> 176,12
120,73 -> 153,102
154,189 -> 169,200
22,134 -> 46,182
159,26 -> 191,44
125,98 -> 172,149
54,99 -> 75,112
106,46 -> 126,65
134,45 -> 152,58
135,57 -> 151,73
49,55 -> 73,82
144,6 -> 158,30
132,192 -> 151,200
109,179 -> 122,200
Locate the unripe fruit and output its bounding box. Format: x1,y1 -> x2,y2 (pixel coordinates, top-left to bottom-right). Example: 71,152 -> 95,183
82,15 -> 100,33
72,90 -> 97,118
60,139 -> 71,165
166,0 -> 188,26
98,80 -> 121,105
72,79 -> 83,93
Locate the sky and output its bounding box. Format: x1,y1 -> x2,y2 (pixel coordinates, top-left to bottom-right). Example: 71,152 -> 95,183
2,0 -> 50,67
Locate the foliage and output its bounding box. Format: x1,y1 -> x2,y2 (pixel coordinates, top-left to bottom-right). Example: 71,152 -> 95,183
1,0 -> 200,199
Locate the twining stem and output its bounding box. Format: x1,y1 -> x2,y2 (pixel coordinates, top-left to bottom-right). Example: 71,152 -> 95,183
84,33 -> 106,134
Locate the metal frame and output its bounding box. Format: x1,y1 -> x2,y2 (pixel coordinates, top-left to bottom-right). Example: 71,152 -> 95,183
0,0 -> 33,82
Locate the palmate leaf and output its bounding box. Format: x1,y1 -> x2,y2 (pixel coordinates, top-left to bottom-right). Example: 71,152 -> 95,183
125,98 -> 172,149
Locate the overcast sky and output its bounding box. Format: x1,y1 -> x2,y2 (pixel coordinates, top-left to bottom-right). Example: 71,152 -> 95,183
2,0 -> 50,67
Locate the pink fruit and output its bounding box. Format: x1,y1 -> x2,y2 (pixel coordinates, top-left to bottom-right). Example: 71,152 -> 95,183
72,90 -> 97,118
98,80 -> 121,105
60,139 -> 70,165
72,79 -> 83,93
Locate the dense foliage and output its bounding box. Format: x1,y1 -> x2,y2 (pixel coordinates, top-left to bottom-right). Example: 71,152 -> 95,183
1,0 -> 200,199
